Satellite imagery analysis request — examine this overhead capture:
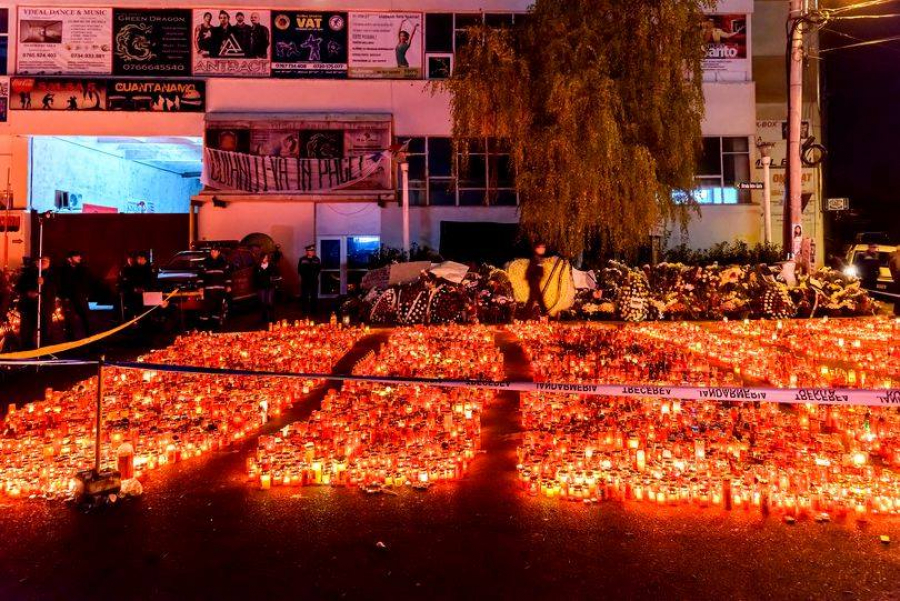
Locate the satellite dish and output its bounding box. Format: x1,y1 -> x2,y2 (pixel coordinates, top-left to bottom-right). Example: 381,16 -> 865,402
240,232 -> 277,255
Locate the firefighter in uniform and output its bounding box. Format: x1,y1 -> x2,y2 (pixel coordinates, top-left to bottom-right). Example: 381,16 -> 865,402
297,244 -> 321,318
198,247 -> 232,328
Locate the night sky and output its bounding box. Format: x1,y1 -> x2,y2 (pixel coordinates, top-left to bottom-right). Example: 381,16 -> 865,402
821,0 -> 900,247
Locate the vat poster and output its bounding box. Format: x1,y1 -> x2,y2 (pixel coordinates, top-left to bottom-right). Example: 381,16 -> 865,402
112,9 -> 193,76
271,11 -> 348,78
701,14 -> 747,75
348,12 -> 422,79
10,77 -> 106,110
17,7 -> 112,74
192,8 -> 271,77
106,79 -> 205,112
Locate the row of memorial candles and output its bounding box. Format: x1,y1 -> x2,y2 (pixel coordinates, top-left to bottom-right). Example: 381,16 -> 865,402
250,325 -> 504,490
512,321 -> 900,516
0,322 -> 364,499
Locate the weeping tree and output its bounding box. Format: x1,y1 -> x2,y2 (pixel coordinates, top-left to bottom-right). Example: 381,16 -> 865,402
440,0 -> 712,258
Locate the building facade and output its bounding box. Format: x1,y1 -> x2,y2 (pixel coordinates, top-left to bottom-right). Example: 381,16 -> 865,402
0,0 -> 816,295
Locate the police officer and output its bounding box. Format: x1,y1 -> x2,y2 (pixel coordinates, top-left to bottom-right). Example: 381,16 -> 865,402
17,256 -> 56,349
199,247 -> 232,328
297,244 -> 321,318
59,250 -> 92,341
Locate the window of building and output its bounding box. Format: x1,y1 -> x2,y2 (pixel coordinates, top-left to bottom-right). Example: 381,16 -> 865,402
425,13 -> 523,79
396,136 -> 518,207
694,136 -> 751,204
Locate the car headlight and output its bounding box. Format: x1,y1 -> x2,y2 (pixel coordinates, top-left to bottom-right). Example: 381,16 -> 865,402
843,265 -> 858,278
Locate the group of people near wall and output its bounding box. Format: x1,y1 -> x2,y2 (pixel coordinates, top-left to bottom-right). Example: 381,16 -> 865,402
15,251 -> 93,349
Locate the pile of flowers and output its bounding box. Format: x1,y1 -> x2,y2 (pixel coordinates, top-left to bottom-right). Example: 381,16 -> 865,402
0,322 -> 364,500
250,325 -> 504,492
360,265 -> 515,326
574,262 -> 877,322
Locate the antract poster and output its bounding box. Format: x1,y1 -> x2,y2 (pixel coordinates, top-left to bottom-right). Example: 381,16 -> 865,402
17,7 -> 112,74
192,8 -> 270,77
349,12 -> 422,79
271,11 -> 348,78
113,9 -> 192,76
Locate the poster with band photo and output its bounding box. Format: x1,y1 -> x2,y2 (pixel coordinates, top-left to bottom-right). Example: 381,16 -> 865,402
271,11 -> 348,78
17,7 -> 112,74
113,9 -> 193,76
348,12 -> 422,79
192,8 -> 271,77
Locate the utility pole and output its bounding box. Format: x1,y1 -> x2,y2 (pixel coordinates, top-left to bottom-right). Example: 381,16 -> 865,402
785,0 -> 805,256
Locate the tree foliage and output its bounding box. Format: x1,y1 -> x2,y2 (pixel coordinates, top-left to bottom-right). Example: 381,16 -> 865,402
439,0 -> 712,258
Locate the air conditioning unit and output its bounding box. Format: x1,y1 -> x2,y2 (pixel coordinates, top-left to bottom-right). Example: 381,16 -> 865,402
54,190 -> 69,210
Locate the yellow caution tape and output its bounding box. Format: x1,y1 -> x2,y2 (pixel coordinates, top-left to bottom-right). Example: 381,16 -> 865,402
0,291 -> 178,360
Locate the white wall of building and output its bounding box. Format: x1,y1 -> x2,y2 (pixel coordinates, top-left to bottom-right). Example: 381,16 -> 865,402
29,137 -> 201,213
676,204 -> 762,250
198,200 -> 315,292
381,205 -> 518,250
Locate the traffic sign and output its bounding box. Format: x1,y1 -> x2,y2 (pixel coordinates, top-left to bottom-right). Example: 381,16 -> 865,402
736,182 -> 765,190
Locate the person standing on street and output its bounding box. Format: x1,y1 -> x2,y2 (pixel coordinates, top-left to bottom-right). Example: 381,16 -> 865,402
524,242 -> 548,319
199,247 -> 232,329
16,256 -> 56,349
254,253 -> 277,326
127,252 -> 155,321
854,243 -> 882,291
889,248 -> 900,316
117,253 -> 136,321
298,244 -> 321,319
59,250 -> 92,341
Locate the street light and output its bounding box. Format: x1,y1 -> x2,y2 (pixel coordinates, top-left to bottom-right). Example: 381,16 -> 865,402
396,148 -> 411,254
756,139 -> 776,245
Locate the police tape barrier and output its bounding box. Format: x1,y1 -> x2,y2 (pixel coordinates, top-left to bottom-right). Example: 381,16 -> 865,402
0,359 -> 98,367
107,360 -> 900,408
0,291 -> 178,360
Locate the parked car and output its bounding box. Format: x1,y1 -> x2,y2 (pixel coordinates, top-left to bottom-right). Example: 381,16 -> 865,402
843,242 -> 898,294
154,246 -> 259,312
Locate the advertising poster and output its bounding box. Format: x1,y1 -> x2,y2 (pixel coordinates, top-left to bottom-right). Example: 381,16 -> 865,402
10,77 -> 106,110
271,11 -> 347,78
701,14 -> 747,75
250,130 -> 301,157
349,12 -> 422,79
192,8 -> 270,77
113,9 -> 192,76
0,77 -> 8,122
106,79 -> 204,111
17,7 -> 112,74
